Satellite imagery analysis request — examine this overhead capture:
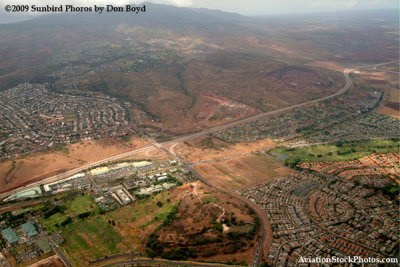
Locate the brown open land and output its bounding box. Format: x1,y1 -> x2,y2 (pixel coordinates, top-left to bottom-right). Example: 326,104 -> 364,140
170,136 -> 276,163
349,69 -> 399,119
358,71 -> 388,84
377,104 -> 400,118
147,181 -> 260,265
80,71 -> 259,136
376,86 -> 400,118
78,52 -> 344,136
0,136 -> 149,193
305,61 -> 345,72
27,255 -> 66,267
195,155 -> 294,192
121,146 -> 170,161
182,57 -> 344,115
384,85 -> 399,103
190,94 -> 258,128
192,152 -> 293,258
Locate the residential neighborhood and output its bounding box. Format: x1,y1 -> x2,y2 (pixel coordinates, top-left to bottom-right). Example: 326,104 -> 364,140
215,87 -> 386,143
299,153 -> 400,183
0,3 -> 398,267
0,83 -> 132,160
241,172 -> 399,266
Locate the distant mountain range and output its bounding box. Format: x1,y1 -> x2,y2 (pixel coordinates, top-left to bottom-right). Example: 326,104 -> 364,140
0,11 -> 35,24
0,2 -> 244,27
0,4 -> 397,133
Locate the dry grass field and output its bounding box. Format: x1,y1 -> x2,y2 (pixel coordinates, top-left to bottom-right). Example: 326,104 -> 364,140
195,155 -> 294,192
0,136 -> 149,193
27,255 -> 66,267
170,136 -> 276,163
377,86 -> 400,118
147,181 -> 260,265
377,104 -> 400,118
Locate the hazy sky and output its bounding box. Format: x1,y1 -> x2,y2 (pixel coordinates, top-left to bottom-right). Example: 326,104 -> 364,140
1,0 -> 399,15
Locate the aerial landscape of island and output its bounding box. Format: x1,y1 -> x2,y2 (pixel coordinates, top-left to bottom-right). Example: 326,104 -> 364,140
0,1 -> 399,266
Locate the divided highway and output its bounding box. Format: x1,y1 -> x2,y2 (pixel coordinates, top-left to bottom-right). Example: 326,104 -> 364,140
0,67 -> 354,267
0,68 -> 352,201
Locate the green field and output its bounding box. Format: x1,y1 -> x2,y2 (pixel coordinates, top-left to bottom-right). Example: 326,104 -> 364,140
64,112 -> 78,123
39,212 -> 69,233
65,194 -> 98,215
55,190 -> 179,266
107,191 -> 179,229
39,194 -> 99,233
273,139 -> 400,166
62,216 -> 123,266
139,201 -> 177,229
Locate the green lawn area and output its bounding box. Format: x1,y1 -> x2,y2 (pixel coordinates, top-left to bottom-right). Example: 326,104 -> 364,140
62,216 -> 123,267
65,194 -> 97,215
139,201 -> 178,229
107,191 -> 179,229
40,194 -> 99,233
41,191 -> 180,266
60,191 -> 180,266
64,112 -> 78,123
39,212 -> 69,233
273,139 -> 400,165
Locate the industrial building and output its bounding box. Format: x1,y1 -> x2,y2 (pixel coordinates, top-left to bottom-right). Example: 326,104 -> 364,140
36,239 -> 51,253
21,222 -> 38,237
108,185 -> 135,206
1,228 -> 18,244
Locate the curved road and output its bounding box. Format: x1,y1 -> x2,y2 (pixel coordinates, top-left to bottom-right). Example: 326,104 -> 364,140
0,68 -> 352,201
151,142 -> 268,267
0,67 -> 354,267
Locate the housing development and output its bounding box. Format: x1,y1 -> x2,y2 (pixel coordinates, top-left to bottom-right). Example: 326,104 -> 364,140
0,2 -> 399,267
0,84 -> 132,160
241,172 -> 399,266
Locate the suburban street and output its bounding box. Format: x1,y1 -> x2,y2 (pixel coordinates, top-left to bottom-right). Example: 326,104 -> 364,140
0,67 -> 354,267
0,66 -> 357,267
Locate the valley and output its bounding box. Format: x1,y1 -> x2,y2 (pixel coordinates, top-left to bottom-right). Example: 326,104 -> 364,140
0,4 -> 398,267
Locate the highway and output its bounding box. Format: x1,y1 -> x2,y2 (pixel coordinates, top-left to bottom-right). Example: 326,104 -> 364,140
353,60 -> 399,70
163,68 -> 352,145
0,68 -> 353,201
0,66 -> 357,267
145,135 -> 270,267
0,145 -> 154,199
0,66 -> 354,267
